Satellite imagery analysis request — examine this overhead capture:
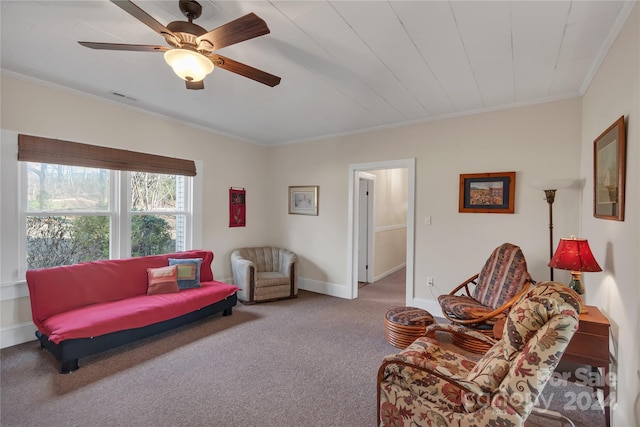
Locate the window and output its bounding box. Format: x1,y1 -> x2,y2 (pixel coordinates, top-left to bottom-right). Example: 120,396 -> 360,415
25,163 -> 111,269
24,163 -> 192,269
129,172 -> 188,257
18,135 -> 197,270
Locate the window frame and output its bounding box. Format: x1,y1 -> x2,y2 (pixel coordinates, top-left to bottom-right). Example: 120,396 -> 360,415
19,162 -> 198,273
123,171 -> 194,258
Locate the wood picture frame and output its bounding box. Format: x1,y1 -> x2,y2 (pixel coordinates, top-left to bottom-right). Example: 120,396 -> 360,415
594,116 -> 626,221
289,186 -> 319,216
459,172 -> 516,214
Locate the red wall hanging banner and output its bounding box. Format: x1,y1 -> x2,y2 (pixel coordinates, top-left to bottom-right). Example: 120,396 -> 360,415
229,188 -> 246,227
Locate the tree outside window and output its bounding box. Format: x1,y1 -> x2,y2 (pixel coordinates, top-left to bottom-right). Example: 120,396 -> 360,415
25,163 -> 187,269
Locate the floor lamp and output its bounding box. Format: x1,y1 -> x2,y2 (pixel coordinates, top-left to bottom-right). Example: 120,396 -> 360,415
532,180 -> 573,281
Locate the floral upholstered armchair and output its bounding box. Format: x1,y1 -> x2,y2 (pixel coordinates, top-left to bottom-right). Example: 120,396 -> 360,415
378,281 -> 581,427
230,247 -> 298,304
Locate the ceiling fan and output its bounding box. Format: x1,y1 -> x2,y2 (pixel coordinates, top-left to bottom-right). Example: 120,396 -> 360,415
79,0 -> 281,90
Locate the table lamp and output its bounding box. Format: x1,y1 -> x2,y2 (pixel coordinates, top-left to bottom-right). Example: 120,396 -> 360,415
548,236 -> 602,313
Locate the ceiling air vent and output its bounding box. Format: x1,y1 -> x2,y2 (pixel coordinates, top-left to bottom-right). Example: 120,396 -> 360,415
110,91 -> 137,101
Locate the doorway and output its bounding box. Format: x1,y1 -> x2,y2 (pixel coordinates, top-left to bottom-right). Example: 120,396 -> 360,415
347,159 -> 415,304
358,173 -> 375,284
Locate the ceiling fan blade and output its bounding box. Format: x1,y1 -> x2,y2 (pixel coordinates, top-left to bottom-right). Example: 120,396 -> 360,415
110,0 -> 175,38
186,80 -> 205,90
78,42 -> 169,52
197,13 -> 270,52
210,54 -> 281,87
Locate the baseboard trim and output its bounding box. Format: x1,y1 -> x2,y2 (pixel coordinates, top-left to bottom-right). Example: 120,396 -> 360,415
408,297 -> 442,318
223,276 -> 351,300
373,263 -> 406,283
298,277 -> 352,299
219,276 -> 234,285
1,278 -> 423,348
1,321 -> 36,349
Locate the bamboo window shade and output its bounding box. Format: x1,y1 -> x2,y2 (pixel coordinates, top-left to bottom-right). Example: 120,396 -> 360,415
17,134 -> 196,177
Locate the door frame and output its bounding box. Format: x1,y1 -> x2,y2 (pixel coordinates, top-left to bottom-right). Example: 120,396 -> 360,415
347,158 -> 415,303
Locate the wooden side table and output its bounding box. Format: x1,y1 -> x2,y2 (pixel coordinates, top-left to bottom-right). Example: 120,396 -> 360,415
561,305 -> 611,427
493,305 -> 611,427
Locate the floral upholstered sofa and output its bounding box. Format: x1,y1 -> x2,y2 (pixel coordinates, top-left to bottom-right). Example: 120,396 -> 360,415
378,281 -> 581,426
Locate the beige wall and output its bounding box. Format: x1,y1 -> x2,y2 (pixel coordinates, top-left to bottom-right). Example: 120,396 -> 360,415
1,9 -> 637,422
580,4 -> 639,425
0,76 -> 275,279
269,98 -> 583,299
371,168 -> 407,279
0,75 -> 273,342
0,78 -> 584,330
373,228 -> 406,279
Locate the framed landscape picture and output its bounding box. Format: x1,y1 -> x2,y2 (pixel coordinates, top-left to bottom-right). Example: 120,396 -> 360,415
289,185 -> 319,216
459,172 -> 516,214
594,116 -> 626,221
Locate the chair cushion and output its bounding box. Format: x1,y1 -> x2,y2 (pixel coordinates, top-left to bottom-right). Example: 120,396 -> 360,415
255,272 -> 289,288
462,341 -> 510,412
239,247 -> 282,273
472,243 -> 532,309
494,282 -> 581,417
385,306 -> 434,326
437,294 -> 494,320
502,281 -> 581,358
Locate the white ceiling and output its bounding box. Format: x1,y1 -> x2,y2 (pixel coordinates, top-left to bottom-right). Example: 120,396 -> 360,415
1,1 -> 635,146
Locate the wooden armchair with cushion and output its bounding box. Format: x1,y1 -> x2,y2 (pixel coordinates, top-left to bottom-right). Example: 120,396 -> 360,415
230,247 -> 298,304
378,281 -> 581,426
437,243 -> 534,351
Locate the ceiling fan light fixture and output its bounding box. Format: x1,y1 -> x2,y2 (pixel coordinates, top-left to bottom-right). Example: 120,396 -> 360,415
164,48 -> 213,82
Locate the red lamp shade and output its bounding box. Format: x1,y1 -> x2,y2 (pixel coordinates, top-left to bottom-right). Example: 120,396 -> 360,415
548,237 -> 602,272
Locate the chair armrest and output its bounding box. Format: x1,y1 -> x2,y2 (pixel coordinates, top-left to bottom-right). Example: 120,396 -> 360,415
454,282 -> 531,325
377,354 -> 486,421
378,356 -> 482,394
424,323 -> 498,346
230,251 -> 254,288
448,274 -> 479,297
277,248 -> 298,275
441,280 -> 533,326
378,360 -> 482,393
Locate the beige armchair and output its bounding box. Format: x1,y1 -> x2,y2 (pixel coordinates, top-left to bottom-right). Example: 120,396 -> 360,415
230,247 -> 298,304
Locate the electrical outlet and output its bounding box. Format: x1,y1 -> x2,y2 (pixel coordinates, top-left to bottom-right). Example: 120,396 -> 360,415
427,277 -> 434,287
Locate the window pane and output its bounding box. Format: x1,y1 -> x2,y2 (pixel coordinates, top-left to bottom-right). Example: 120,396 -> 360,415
27,163 -> 109,212
131,172 -> 182,211
130,215 -> 184,257
27,216 -> 110,269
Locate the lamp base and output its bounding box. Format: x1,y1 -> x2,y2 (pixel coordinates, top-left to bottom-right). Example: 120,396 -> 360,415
568,272 -> 584,294
578,300 -> 588,314
568,272 -> 588,314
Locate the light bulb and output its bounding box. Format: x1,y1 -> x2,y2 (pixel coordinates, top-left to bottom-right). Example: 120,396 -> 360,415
164,49 -> 214,82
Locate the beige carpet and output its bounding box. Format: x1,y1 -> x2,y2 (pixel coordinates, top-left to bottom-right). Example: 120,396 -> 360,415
1,269 -> 605,426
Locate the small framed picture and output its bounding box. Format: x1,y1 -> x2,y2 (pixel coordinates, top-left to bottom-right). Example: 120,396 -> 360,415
459,172 -> 516,214
289,186 -> 319,216
594,116 -> 626,221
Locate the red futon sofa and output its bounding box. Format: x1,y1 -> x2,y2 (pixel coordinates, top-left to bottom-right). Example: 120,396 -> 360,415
26,250 -> 239,373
